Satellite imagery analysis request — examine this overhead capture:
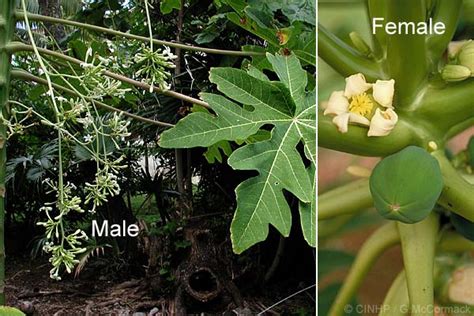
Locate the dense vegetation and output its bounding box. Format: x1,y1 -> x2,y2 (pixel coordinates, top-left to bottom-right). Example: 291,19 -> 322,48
0,0 -> 316,314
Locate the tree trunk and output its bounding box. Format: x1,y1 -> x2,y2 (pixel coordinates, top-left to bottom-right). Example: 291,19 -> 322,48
173,228 -> 242,314
0,0 -> 16,305
38,0 -> 66,40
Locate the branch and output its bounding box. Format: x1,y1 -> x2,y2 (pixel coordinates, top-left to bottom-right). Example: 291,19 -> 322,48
318,179 -> 372,220
318,24 -> 382,81
418,80 -> 474,136
397,213 -> 438,316
426,0 -> 462,64
446,117 -> 474,141
328,222 -> 400,316
6,42 -> 210,108
10,69 -> 174,127
433,151 -> 474,221
318,111 -> 416,157
367,0 -> 388,57
319,215 -> 356,240
15,11 -> 265,57
439,231 -> 474,253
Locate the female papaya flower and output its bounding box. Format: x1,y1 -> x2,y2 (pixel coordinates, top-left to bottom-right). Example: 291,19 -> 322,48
323,73 -> 398,137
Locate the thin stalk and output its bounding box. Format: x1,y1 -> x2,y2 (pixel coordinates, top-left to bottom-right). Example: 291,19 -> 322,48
7,42 -> 210,108
10,69 -> 173,127
397,213 -> 439,316
328,222 -> 400,316
379,271 -> 409,316
15,11 -> 264,57
318,214 -> 356,240
318,179 -> 372,220
426,0 -> 462,65
367,0 -> 388,58
318,24 -> 382,81
21,0 -> 68,248
0,0 -> 16,305
433,150 -> 474,221
143,0 -> 154,51
264,235 -> 285,283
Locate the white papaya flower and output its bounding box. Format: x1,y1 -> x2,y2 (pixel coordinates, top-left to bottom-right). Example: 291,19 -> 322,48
368,108 -> 398,137
323,73 -> 397,137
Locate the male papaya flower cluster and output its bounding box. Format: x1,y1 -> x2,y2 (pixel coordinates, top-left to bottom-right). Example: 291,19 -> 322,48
134,45 -> 177,92
442,40 -> 474,82
80,48 -> 131,100
37,181 -> 88,280
322,74 -> 398,137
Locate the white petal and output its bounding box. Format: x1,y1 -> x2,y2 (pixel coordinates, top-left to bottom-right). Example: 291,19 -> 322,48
368,108 -> 398,137
373,79 -> 395,108
324,91 -> 349,116
344,74 -> 372,98
332,113 -> 350,133
348,113 -> 370,126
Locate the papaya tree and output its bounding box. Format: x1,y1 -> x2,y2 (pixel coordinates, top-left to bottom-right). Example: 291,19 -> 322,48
0,0 -> 316,305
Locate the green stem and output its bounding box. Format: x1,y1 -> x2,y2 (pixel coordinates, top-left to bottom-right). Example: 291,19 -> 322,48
397,213 -> 439,316
15,11 -> 264,57
318,111 -> 417,157
143,0 -> 154,51
418,80 -> 474,136
446,117 -> 474,141
433,151 -> 474,221
379,271 -> 409,316
0,0 -> 15,305
7,42 -> 210,108
426,0 -> 462,65
366,0 -> 388,58
318,24 -> 383,81
439,231 -> 474,253
318,179 -> 372,220
328,222 -> 400,316
10,69 -> 173,127
384,0 -> 428,105
318,214 -> 357,240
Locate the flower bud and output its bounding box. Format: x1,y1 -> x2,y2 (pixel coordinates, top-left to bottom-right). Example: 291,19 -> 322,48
447,40 -> 467,59
458,41 -> 474,72
349,32 -> 371,56
441,65 -> 471,82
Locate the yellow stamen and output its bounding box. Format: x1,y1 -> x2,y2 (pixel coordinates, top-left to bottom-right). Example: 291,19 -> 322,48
349,93 -> 374,117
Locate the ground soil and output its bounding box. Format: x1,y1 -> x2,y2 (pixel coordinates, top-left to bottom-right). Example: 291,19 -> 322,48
5,256 -> 314,316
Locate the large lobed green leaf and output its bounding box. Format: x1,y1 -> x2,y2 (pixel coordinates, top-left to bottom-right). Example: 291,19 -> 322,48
160,53 -> 315,253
